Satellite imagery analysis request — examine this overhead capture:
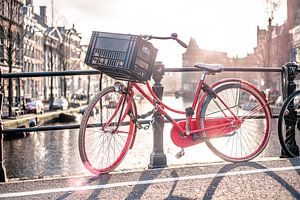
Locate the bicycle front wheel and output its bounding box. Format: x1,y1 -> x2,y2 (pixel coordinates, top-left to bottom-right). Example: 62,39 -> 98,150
200,81 -> 271,162
278,90 -> 300,157
79,86 -> 136,174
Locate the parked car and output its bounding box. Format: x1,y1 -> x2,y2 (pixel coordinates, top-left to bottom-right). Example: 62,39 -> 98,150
25,99 -> 44,114
52,98 -> 69,110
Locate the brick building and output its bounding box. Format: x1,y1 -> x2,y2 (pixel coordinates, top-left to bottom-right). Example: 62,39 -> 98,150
0,0 -> 24,116
289,0 -> 300,63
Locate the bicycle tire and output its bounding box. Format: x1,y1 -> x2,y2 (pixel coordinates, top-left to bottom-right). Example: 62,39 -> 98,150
79,86 -> 137,174
278,90 -> 300,157
199,81 -> 271,162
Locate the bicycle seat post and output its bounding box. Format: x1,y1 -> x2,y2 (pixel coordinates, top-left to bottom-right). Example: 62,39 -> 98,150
200,70 -> 207,81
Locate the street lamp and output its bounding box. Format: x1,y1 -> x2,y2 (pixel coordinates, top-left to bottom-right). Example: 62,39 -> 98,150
64,25 -> 81,100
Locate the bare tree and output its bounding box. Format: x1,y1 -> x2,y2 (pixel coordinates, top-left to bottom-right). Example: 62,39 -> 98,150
254,0 -> 287,90
263,0 -> 282,20
0,0 -> 24,117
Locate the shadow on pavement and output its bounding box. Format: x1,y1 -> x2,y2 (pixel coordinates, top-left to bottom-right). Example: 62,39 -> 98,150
56,173 -> 112,200
124,169 -> 163,200
288,157 -> 300,176
164,170 -> 191,200
203,161 -> 300,200
86,174 -> 112,200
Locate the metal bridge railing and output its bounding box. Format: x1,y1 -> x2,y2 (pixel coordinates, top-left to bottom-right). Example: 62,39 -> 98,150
0,66 -> 286,134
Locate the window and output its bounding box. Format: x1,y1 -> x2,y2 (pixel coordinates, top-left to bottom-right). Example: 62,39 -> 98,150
24,62 -> 27,72
0,27 -> 4,62
15,33 -> 21,65
0,42 -> 4,62
296,47 -> 300,63
0,0 -> 4,15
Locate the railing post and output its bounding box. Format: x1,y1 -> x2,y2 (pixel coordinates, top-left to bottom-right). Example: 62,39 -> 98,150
148,62 -> 167,169
0,70 -> 7,182
281,62 -> 299,157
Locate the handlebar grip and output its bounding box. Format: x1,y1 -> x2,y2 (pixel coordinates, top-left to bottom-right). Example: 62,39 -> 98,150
176,39 -> 188,48
171,33 -> 188,48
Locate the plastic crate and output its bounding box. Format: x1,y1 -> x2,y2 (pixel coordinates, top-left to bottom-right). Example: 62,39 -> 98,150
85,31 -> 158,83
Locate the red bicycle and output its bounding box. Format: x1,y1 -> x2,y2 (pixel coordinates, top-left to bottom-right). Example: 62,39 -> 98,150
79,32 -> 272,175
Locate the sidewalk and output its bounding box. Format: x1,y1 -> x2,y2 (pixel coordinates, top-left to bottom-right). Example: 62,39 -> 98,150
2,106 -> 85,129
0,157 -> 299,199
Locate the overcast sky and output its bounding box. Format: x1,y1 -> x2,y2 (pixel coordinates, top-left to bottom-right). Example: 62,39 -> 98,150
33,0 -> 287,68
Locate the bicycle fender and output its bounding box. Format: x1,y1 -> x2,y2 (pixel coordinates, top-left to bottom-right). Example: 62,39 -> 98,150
196,78 -> 272,120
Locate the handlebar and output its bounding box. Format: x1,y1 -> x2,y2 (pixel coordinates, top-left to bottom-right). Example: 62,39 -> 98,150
142,33 -> 188,48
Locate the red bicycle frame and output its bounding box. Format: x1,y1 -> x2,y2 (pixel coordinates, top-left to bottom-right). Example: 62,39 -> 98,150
130,79 -> 241,137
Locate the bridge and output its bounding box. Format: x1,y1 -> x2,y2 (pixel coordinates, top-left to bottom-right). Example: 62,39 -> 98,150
0,63 -> 299,199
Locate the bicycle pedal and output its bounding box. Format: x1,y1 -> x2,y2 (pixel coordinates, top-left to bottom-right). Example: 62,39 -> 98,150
175,149 -> 185,159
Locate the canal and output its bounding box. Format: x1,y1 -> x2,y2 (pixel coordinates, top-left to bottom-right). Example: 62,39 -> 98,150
3,96 -> 282,180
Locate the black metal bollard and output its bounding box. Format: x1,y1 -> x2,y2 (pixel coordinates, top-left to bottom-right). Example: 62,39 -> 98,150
281,62 -> 299,157
148,62 -> 167,169
0,70 -> 7,182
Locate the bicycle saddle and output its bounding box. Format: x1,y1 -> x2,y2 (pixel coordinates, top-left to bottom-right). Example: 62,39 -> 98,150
194,63 -> 224,74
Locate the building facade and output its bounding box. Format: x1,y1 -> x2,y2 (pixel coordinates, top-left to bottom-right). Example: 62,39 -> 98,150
23,0 -> 84,101
23,2 -> 46,100
289,0 -> 300,63
291,25 -> 300,62
61,25 -> 82,99
0,0 -> 24,116
0,0 -> 91,116
181,38 -> 259,97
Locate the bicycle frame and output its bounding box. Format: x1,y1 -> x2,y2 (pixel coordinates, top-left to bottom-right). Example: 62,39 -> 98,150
129,77 -> 241,137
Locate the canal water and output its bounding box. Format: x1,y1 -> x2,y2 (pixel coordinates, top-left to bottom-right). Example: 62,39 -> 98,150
3,96 -> 282,180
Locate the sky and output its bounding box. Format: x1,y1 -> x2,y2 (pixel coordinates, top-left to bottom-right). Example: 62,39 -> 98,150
32,0 -> 287,68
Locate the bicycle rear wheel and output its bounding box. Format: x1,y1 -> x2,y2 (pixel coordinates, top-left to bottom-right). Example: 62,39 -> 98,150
79,86 -> 136,174
278,90 -> 300,157
199,81 -> 271,162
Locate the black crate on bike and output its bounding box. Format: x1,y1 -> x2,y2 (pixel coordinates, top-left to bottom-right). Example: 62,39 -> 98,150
85,31 -> 158,83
